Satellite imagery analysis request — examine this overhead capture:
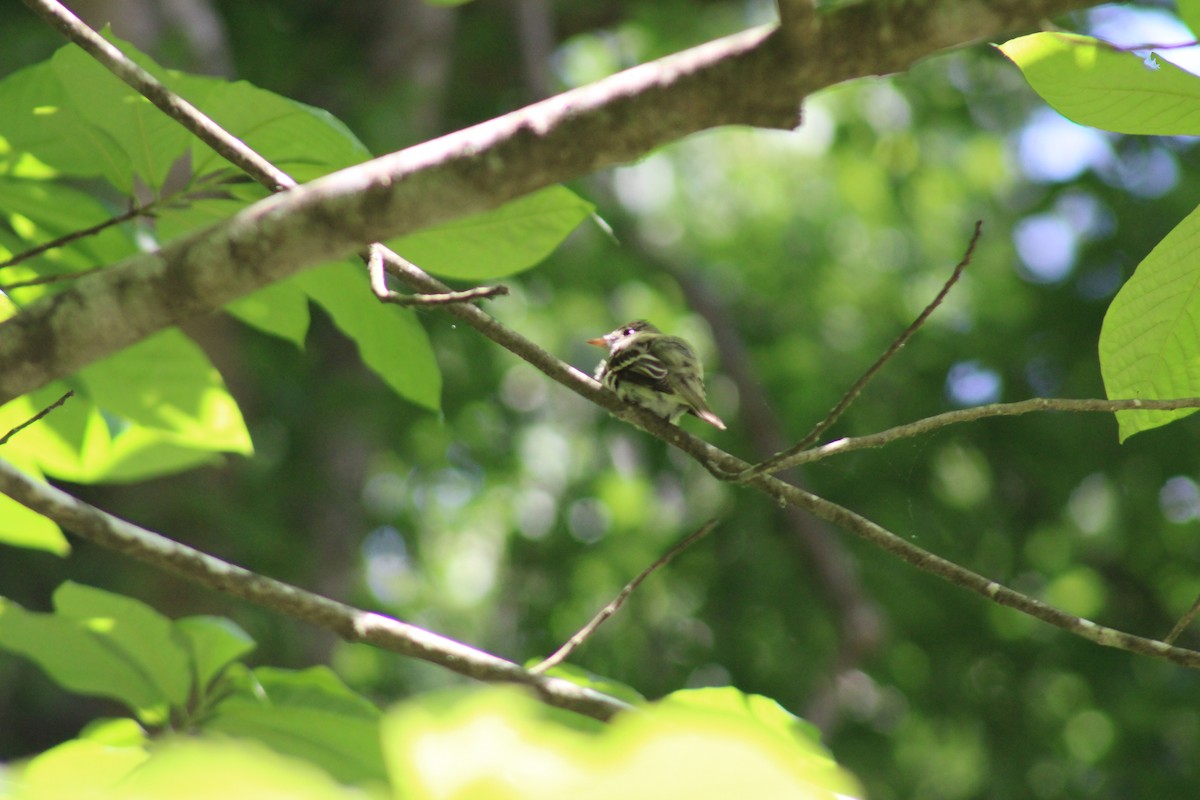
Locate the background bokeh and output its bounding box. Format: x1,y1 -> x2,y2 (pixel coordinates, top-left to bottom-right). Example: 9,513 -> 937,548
3,1 -> 1200,797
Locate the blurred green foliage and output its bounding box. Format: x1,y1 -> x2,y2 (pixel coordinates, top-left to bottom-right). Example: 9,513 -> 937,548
2,1 -> 1200,798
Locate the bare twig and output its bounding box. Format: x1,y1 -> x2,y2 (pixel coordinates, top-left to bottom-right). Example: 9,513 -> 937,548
0,458 -> 631,721
367,246 -> 508,306
0,267 -> 106,292
0,390 -> 74,446
0,205 -> 149,276
1165,594 -> 1200,645
760,396 -> 1200,471
738,221 -> 982,482
531,519 -> 719,674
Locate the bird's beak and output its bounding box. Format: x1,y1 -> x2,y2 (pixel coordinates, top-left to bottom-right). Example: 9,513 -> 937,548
586,337 -> 607,347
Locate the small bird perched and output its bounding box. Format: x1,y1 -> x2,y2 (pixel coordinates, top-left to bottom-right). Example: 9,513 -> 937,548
588,320 -> 727,430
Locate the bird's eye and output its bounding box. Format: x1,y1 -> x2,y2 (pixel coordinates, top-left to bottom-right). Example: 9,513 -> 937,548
624,327 -> 635,335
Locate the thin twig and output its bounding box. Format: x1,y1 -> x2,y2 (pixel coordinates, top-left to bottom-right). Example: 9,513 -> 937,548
382,285 -> 510,306
0,267 -> 106,292
767,396 -> 1200,470
0,457 -> 631,722
367,246 -> 508,305
738,221 -> 982,481
1165,594 -> 1200,645
0,390 -> 74,446
531,519 -> 719,674
0,205 -> 149,275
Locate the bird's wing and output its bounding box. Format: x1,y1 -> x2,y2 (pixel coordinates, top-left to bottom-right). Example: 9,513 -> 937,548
607,344 -> 671,391
655,338 -> 727,430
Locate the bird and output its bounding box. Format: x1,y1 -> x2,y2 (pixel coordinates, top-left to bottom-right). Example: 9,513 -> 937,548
587,320 -> 727,430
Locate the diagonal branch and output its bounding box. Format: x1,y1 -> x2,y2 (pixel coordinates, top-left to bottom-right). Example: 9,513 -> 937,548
0,458 -> 631,722
0,391 -> 74,446
757,396 -> 1200,469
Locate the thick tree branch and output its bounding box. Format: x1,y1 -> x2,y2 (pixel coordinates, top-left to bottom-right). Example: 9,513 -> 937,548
0,458 -> 631,722
3,0 -> 1097,404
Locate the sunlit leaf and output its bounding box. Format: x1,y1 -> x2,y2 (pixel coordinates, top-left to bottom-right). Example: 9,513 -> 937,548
205,666 -> 385,785
0,582 -> 192,723
999,32 -> 1200,135
389,186 -> 594,279
297,260 -> 441,411
1099,202 -> 1200,439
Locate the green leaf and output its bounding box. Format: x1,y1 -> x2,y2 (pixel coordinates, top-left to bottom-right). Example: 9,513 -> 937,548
205,666 -> 386,785
382,686 -> 863,800
1099,202 -> 1200,440
53,583 -> 193,707
78,329 -> 253,456
0,57 -> 132,185
50,41 -> 191,192
297,261 -> 441,411
174,616 -> 256,692
224,277 -> 312,345
0,386 -> 229,485
103,738 -> 358,800
656,686 -> 824,752
0,583 -> 192,723
998,32 -> 1200,135
170,75 -> 372,182
388,186 -> 593,279
0,178 -> 136,300
1178,0 -> 1200,38
15,730 -> 149,798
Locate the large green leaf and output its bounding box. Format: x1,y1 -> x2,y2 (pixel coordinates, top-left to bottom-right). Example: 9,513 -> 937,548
11,734 -> 355,800
205,666 -> 386,785
382,686 -> 863,800
297,261 -> 441,410
49,42 -> 191,192
14,720 -> 150,799
78,328 -> 252,455
170,75 -> 372,183
388,186 -> 594,279
0,384 -> 234,485
1099,203 -> 1200,440
0,178 -> 137,298
0,57 -> 131,186
0,583 -> 191,724
999,32 -> 1200,135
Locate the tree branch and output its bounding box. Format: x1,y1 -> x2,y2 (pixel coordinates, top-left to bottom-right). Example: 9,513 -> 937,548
762,396 -> 1200,470
0,391 -> 74,446
0,458 -> 631,722
3,0 -> 1099,405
